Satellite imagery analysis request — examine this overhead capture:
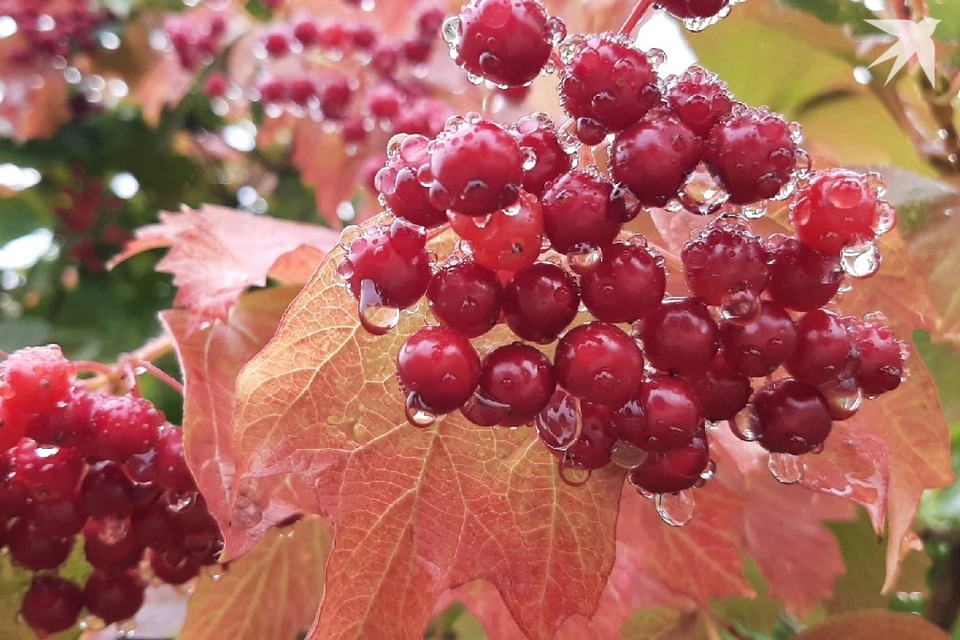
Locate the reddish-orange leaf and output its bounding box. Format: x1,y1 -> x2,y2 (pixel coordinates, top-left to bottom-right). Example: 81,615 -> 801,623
906,205 -> 960,347
231,229 -> 625,640
793,609 -> 950,640
178,516 -> 330,640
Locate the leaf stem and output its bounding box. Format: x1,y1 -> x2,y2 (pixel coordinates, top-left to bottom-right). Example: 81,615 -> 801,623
131,358 -> 185,396
618,0 -> 657,37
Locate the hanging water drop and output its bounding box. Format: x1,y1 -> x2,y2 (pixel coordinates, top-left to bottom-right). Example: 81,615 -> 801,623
656,490 -> 695,526
841,241 -> 881,278
405,393 -> 437,428
768,452 -> 804,484
610,441 -> 648,469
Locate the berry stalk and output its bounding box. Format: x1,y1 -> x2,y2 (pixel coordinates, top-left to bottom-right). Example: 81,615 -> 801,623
618,0 -> 657,36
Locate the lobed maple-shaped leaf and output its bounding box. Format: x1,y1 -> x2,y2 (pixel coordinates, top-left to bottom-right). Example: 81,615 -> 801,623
178,516 -> 330,640
115,206 -> 338,333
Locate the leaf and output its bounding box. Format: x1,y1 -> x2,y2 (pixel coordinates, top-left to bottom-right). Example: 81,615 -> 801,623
905,210 -> 960,347
117,206 -> 338,333
618,608 -> 699,640
231,228 -> 626,640
162,287 -> 316,560
792,610 -> 950,640
928,0 -> 960,41
0,65 -> 70,142
178,516 -> 330,640
776,0 -> 878,34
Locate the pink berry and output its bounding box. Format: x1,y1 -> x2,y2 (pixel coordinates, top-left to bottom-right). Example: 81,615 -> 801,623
83,570 -> 145,624
319,73 -> 353,119
719,300 -> 797,377
657,0 -> 730,20
665,66 -> 734,137
581,242 -> 666,323
293,20 -> 321,46
87,394 -> 164,462
22,577 -> 84,636
318,21 -> 348,50
402,36 -> 434,64
449,191 -> 545,271
376,134 -> 447,228
628,428 -> 708,494
288,76 -> 317,106
502,262 -> 580,343
396,326 -> 481,415
348,22 -> 378,51
766,234 -> 844,311
417,5 -> 447,37
785,310 -> 861,386
681,217 -> 769,307
343,219 -> 432,311
0,345 -> 76,425
847,318 -> 905,396
555,322 -> 644,408
642,297 -> 720,378
257,77 -> 287,105
204,72 -> 228,98
513,114 -> 572,196
263,32 -> 290,57
753,379 -> 832,454
367,82 -> 403,118
371,43 -> 401,77
465,343 -> 556,426
688,353 -> 752,421
540,170 -> 626,254
13,440 -> 84,502
427,261 -> 503,338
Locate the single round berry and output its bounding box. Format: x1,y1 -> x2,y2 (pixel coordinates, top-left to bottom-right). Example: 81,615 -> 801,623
719,301 -> 797,377
681,218 -> 768,306
427,262 -> 503,338
502,263 -> 580,343
150,549 -> 201,585
132,499 -> 181,552
403,36 -> 434,64
417,5 -> 447,37
263,31 -> 290,57
83,518 -> 144,572
376,135 -> 447,228
84,570 -> 146,624
540,170 -> 626,254
847,318 -> 905,396
513,114 -> 572,196
766,234 -> 844,311
448,191 -> 545,271
558,34 -> 661,132
319,73 -> 353,119
455,0 -> 554,87
0,450 -> 30,518
628,429 -> 709,494
81,461 -> 135,519
24,386 -> 96,448
791,169 -> 890,254
634,374 -> 702,452
665,66 -> 734,137
688,353 -> 752,421
13,440 -> 84,502
371,43 -> 401,77
343,219 -> 432,311
367,82 -> 404,119
609,114 -> 703,207
318,21 -> 348,50
8,517 -> 74,570
555,322 -> 644,408
156,427 -> 195,493
561,401 -> 616,470
23,495 -> 87,537
467,343 -> 555,426
397,327 -> 481,414
204,72 -> 228,98
753,379 -> 832,454
348,22 -> 378,50
785,310 -> 860,386
87,394 -> 164,462
22,577 -> 84,636
642,297 -> 720,378
293,20 -> 321,46
703,107 -> 798,204
257,77 -> 287,105
657,0 -> 730,20
0,345 -> 76,435
581,242 -> 666,323
427,117 -> 523,216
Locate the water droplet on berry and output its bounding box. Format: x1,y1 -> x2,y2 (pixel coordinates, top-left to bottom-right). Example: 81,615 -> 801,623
338,225 -> 364,250
740,201 -> 767,219
793,149 -> 812,178
97,516 -> 129,545
405,393 -> 437,427
166,490 -> 198,512
610,441 -> 649,469
557,455 -> 591,487
680,169 -> 729,215
720,290 -> 760,323
502,201 -> 523,217
841,241 -> 881,278
645,47 -> 667,70
441,16 -> 461,45
865,171 -> 887,197
768,452 -> 804,484
546,17 -> 567,46
567,246 -> 603,276
656,490 -> 695,526
731,405 -> 762,441
787,121 -> 804,144
334,259 -> 355,284
875,201 -> 897,235
466,71 -> 484,85
521,146 -> 538,171
700,459 -> 717,481
358,282 -> 401,336
821,378 -> 862,420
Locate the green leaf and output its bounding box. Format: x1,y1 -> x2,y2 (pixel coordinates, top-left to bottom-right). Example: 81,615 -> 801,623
620,608 -> 698,639
913,331 -> 960,425
0,195 -> 47,247
929,0 -> 960,41
776,0 -> 879,35
711,559 -> 782,636
244,0 -> 273,21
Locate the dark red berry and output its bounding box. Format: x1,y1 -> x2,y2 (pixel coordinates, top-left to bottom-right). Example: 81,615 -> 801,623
766,234 -> 844,311
343,219 -> 432,313
657,0 -> 730,20
502,262 -> 580,343
293,20 -> 321,46
847,318 -> 904,396
8,517 -> 74,570
132,500 -> 181,552
13,440 -> 84,502
681,218 -> 768,306
555,322 -> 644,408
348,22 -> 378,51
561,402 -> 616,470
417,5 -> 447,37
633,375 -> 702,452
558,34 -> 661,132
22,577 -> 84,636
540,170 -> 625,254
397,326 -> 481,414
448,191 -> 545,271
288,76 -> 318,107
785,310 -> 860,386
319,73 -> 353,119
124,448 -> 158,484
81,461 -> 135,519
150,549 -> 201,585
24,386 -> 96,448
642,297 -> 719,378
688,353 -> 752,421
156,427 -> 195,493
376,134 -> 447,228
753,379 -> 832,454
665,66 -> 734,137
719,301 -> 796,377
466,343 -> 555,426
84,570 -> 145,624
427,261 -> 503,338
581,242 -> 666,323
703,107 -> 798,204
514,114 -> 572,196
610,114 -> 702,207
83,518 -> 144,572
628,429 -> 708,494
87,394 -> 163,462
23,494 -> 87,537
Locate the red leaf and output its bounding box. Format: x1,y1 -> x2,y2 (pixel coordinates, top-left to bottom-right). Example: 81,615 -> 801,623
793,609 -> 949,640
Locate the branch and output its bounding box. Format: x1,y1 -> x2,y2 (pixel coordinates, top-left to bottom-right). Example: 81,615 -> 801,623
922,528 -> 960,631
618,0 -> 657,37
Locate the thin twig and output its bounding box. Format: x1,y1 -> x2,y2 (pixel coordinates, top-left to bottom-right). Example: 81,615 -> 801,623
131,358 -> 185,396
618,0 -> 656,37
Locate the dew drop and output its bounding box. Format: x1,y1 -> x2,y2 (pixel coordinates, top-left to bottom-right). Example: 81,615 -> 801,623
557,455 -> 591,487
358,280 -> 401,335
610,441 -> 649,469
441,16 -> 461,45
567,246 -> 602,276
700,459 -> 717,481
768,452 -> 804,484
405,393 -> 437,428
740,201 -> 767,219
545,17 -> 567,46
793,149 -> 812,178
788,121 -> 804,144
338,225 -> 364,249
521,146 -> 538,170
841,241 -> 882,278
502,200 -> 523,217
334,259 -> 355,283
680,169 -> 728,215
874,201 -> 897,235
821,378 -> 862,420
97,517 -> 129,545
656,490 -> 695,526
558,36 -> 583,64
720,290 -> 759,323
731,405 -> 762,442
166,490 -> 198,513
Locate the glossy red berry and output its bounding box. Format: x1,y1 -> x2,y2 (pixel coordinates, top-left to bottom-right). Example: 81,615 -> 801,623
132,499 -> 181,552
427,261 -> 503,338
555,322 -> 644,408
561,402 -> 616,470
688,353 -> 752,421
13,440 -> 85,502
703,107 -> 798,204
8,517 -> 74,570
681,218 -> 768,307
23,494 -> 87,537
665,66 -> 734,137
657,0 -> 730,19
785,310 -> 860,386
634,375 -> 702,452
83,570 -> 145,624
426,118 -> 523,216
753,379 -> 832,454
581,242 -> 666,323
83,518 -> 144,572
642,297 -> 720,378
540,170 -> 626,254
719,301 -> 797,377
766,234 -> 844,311
448,191 -> 545,271
628,429 -> 708,494
21,577 -> 84,636
502,263 -> 580,343
204,72 -> 228,98
87,394 -> 164,462
0,450 -> 31,518
375,134 -> 447,228
513,114 -> 572,196
343,219 -> 432,312
397,327 -> 481,414
455,0 -> 555,87
791,169 -> 892,254
558,34 -> 661,133
609,114 -> 703,207
0,345 -> 76,431
156,427 -> 195,493
81,461 -> 135,519
847,318 -> 905,396
24,386 -> 96,448
150,549 -> 201,585
465,343 -> 556,426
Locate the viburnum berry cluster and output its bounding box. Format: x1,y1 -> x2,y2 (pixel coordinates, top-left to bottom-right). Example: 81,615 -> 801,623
334,0 -> 908,524
0,346 -> 222,637
0,1 -> 117,67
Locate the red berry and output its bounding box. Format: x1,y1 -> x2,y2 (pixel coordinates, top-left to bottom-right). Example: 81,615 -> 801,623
581,242 -> 666,323
665,66 -> 734,137
23,494 -> 87,537
132,499 -> 181,552
348,22 -> 378,51
417,5 -> 447,37
293,19 -> 321,46
427,117 -> 523,216
449,191 -> 545,271
83,570 -> 145,624
628,429 -> 708,494
681,218 -> 768,307
785,310 -> 860,386
156,428 -> 194,493
561,402 -> 616,470
502,262 -> 580,343
558,34 -> 661,133
540,170 -> 625,254
87,394 -> 163,462
263,31 -> 290,57
376,134 -> 447,228
555,322 -> 644,408
204,72 -> 228,98
466,343 -> 556,426
791,169 -> 891,254
0,345 -> 76,427
13,440 -> 85,502
83,518 -> 144,572
319,73 -> 353,119
630,374 -> 702,452
24,386 -> 96,449
575,117 -> 609,145
81,461 -> 135,519
847,318 -> 905,396
257,77 -> 287,104
719,301 -> 797,377
610,114 -> 703,207
318,21 -> 348,50
0,449 -> 30,518
642,297 -> 720,378
8,517 -> 74,570
766,234 -> 844,311
657,0 -> 730,20
343,219 -> 432,312
703,107 -> 798,204
688,353 -> 752,421
455,0 -> 555,86
753,379 -> 832,454
427,261 -> 503,338
367,82 -> 403,118
288,76 -> 318,107
513,114 -> 572,196
22,576 -> 84,636
396,327 -> 481,414
150,549 -> 201,585
371,43 -> 401,77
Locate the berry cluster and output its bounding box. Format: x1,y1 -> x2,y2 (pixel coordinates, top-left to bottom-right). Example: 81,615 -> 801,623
335,0 -> 905,519
165,14 -> 227,71
0,346 -> 222,637
1,1 -> 117,67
